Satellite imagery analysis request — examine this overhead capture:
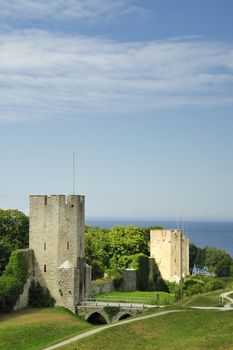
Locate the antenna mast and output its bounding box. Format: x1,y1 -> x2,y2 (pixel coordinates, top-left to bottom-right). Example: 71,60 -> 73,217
73,152 -> 75,195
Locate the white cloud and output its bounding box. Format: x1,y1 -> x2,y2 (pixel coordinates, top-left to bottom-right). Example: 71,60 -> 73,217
0,29 -> 233,123
0,0 -> 148,22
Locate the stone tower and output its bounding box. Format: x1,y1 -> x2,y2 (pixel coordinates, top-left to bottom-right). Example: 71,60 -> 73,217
29,195 -> 91,312
150,229 -> 189,282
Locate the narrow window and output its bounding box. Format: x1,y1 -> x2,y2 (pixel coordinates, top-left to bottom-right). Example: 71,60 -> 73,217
44,264 -> 47,273
44,196 -> 47,205
44,220 -> 47,228
44,242 -> 46,251
67,241 -> 70,250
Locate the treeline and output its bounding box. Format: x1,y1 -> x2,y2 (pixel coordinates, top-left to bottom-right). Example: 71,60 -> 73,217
0,209 -> 233,280
189,244 -> 232,277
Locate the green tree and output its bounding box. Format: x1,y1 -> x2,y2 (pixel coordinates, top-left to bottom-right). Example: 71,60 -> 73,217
108,226 -> 149,270
214,254 -> 232,277
204,246 -> 232,276
189,243 -> 198,274
0,209 -> 29,274
85,226 -> 111,279
195,247 -> 206,270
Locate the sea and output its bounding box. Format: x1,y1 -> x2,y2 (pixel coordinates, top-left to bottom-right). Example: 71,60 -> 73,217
86,219 -> 233,257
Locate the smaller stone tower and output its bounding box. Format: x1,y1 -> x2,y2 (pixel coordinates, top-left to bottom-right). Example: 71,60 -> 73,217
150,229 -> 189,282
29,195 -> 91,312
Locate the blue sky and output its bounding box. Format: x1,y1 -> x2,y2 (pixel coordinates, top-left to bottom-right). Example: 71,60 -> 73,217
0,0 -> 233,220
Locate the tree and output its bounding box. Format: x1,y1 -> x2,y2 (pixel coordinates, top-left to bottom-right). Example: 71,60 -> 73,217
214,254 -> 232,277
189,243 -> 198,274
0,209 -> 29,274
108,226 -> 149,269
85,226 -> 111,279
195,247 -> 206,270
204,246 -> 232,276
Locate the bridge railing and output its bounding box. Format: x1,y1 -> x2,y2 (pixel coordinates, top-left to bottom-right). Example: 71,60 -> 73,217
80,298 -> 156,309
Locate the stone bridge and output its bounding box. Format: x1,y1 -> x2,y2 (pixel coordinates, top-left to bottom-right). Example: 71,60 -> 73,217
77,301 -> 146,324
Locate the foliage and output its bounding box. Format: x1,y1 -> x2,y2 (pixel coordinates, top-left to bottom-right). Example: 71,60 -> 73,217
85,226 -> 111,279
0,209 -> 29,274
0,250 -> 29,312
108,226 -> 149,269
189,243 -> 198,274
85,225 -> 150,279
103,306 -> 120,321
28,280 -> 55,308
105,269 -> 123,289
130,253 -> 149,291
192,245 -> 232,277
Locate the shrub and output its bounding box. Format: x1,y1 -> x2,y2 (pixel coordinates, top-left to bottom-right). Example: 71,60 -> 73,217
105,269 -> 123,289
28,280 -> 55,307
0,250 -> 28,312
204,278 -> 225,292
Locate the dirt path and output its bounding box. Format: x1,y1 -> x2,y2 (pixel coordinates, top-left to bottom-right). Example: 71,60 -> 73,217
42,310 -> 184,350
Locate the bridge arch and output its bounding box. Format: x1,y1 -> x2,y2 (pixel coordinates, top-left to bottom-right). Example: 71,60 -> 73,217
116,312 -> 132,321
86,311 -> 108,325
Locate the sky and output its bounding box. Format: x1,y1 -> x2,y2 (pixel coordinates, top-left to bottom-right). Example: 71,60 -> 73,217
0,0 -> 233,220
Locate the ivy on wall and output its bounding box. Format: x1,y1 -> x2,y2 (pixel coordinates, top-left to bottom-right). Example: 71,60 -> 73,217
0,250 -> 29,312
130,253 -> 149,291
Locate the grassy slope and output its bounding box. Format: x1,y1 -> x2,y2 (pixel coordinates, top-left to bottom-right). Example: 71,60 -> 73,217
96,291 -> 175,305
182,290 -> 225,307
0,307 -> 94,350
58,310 -> 233,350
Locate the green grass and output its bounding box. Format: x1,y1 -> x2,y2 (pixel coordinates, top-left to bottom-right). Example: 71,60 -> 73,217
58,310 -> 233,350
182,290 -> 225,307
96,291 -> 175,305
0,307 -> 94,350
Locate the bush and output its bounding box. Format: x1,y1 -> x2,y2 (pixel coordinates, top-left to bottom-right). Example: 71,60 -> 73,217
0,250 -> 28,312
167,281 -> 182,301
105,269 -> 123,289
28,280 -> 55,307
183,277 -> 205,296
204,278 -> 225,292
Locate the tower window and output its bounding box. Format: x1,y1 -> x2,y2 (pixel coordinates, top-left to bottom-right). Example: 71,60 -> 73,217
67,241 -> 70,250
44,242 -> 46,251
44,264 -> 47,273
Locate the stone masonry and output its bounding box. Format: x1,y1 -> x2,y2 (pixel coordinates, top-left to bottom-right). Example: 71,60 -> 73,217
150,229 -> 189,282
29,195 -> 92,312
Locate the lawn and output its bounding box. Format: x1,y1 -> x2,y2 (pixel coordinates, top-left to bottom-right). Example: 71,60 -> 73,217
0,307 -> 94,350
58,310 -> 233,350
96,291 -> 175,305
182,290 -> 225,307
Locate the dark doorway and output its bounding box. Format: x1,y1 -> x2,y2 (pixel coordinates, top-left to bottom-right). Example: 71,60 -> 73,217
87,312 -> 107,325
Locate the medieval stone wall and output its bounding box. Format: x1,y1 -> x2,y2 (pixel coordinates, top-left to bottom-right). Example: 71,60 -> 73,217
150,229 -> 189,282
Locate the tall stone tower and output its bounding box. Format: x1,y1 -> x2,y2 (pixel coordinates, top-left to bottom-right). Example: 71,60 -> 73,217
29,195 -> 91,312
150,229 -> 189,282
